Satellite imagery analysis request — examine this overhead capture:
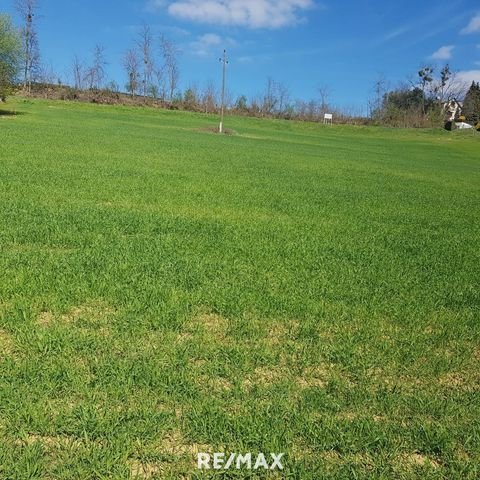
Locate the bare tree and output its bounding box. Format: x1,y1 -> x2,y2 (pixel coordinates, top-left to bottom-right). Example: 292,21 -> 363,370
262,77 -> 278,115
93,44 -> 107,88
317,84 -> 331,114
277,82 -> 290,116
433,64 -> 466,103
27,29 -> 41,83
160,35 -> 180,102
259,78 -> 291,116
106,80 -> 119,93
294,99 -> 308,120
85,44 -> 107,90
306,99 -> 318,121
223,87 -> 233,110
249,95 -> 262,115
37,61 -> 58,86
15,0 -> 40,92
72,55 -> 85,90
369,74 -> 388,119
154,66 -> 166,101
123,48 -> 140,98
137,23 -> 154,100
201,80 -> 218,113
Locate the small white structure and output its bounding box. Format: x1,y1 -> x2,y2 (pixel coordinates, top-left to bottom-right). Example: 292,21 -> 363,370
323,113 -> 333,125
456,122 -> 473,130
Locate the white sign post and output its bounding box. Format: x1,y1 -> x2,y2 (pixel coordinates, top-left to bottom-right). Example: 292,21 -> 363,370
323,113 -> 333,125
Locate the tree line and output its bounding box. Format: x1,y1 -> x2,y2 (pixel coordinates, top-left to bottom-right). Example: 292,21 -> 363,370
0,3 -> 358,122
1,1 -> 479,128
0,1 -> 366,122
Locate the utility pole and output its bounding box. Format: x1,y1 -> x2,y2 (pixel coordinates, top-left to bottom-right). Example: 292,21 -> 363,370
25,11 -> 33,91
219,49 -> 228,133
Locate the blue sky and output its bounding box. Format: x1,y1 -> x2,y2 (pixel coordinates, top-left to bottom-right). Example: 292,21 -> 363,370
3,0 -> 480,112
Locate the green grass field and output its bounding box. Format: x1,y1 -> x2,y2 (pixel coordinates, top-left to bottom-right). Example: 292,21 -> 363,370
0,98 -> 479,479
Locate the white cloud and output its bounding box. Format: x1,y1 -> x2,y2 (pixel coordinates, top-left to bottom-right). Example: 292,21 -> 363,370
155,0 -> 314,29
431,45 -> 454,60
190,33 -> 221,56
200,33 -> 222,45
461,14 -> 480,34
146,0 -> 168,12
383,26 -> 410,42
456,70 -> 480,86
189,33 -> 236,56
238,55 -> 254,63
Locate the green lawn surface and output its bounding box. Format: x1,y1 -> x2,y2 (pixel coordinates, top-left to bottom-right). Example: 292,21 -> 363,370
0,98 -> 479,479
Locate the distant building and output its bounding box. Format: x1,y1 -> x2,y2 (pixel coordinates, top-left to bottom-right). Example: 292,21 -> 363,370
442,99 -> 463,121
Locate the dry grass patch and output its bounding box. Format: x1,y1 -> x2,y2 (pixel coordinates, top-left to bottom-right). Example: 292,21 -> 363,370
319,450 -> 342,463
242,365 -> 286,390
62,301 -> 116,323
36,301 -> 116,327
155,429 -> 212,457
367,367 -> 428,391
396,452 -> 441,470
176,332 -> 193,343
263,319 -> 300,347
296,365 -> 331,389
37,311 -> 55,326
0,329 -> 14,358
474,347 -> 480,361
185,311 -> 230,344
138,429 -> 215,480
129,459 -> 160,479
330,411 -> 385,423
346,453 -> 375,471
335,411 -> 358,421
295,448 -> 375,471
297,377 -> 326,389
438,371 -> 480,392
197,312 -> 228,333
290,440 -> 317,462
189,358 -> 207,369
197,374 -> 232,392
241,362 -> 334,391
15,433 -> 84,453
454,448 -> 472,462
254,365 -> 285,383
174,407 -> 183,419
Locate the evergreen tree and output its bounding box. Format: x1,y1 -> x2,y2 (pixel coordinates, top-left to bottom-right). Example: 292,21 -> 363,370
463,81 -> 480,125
